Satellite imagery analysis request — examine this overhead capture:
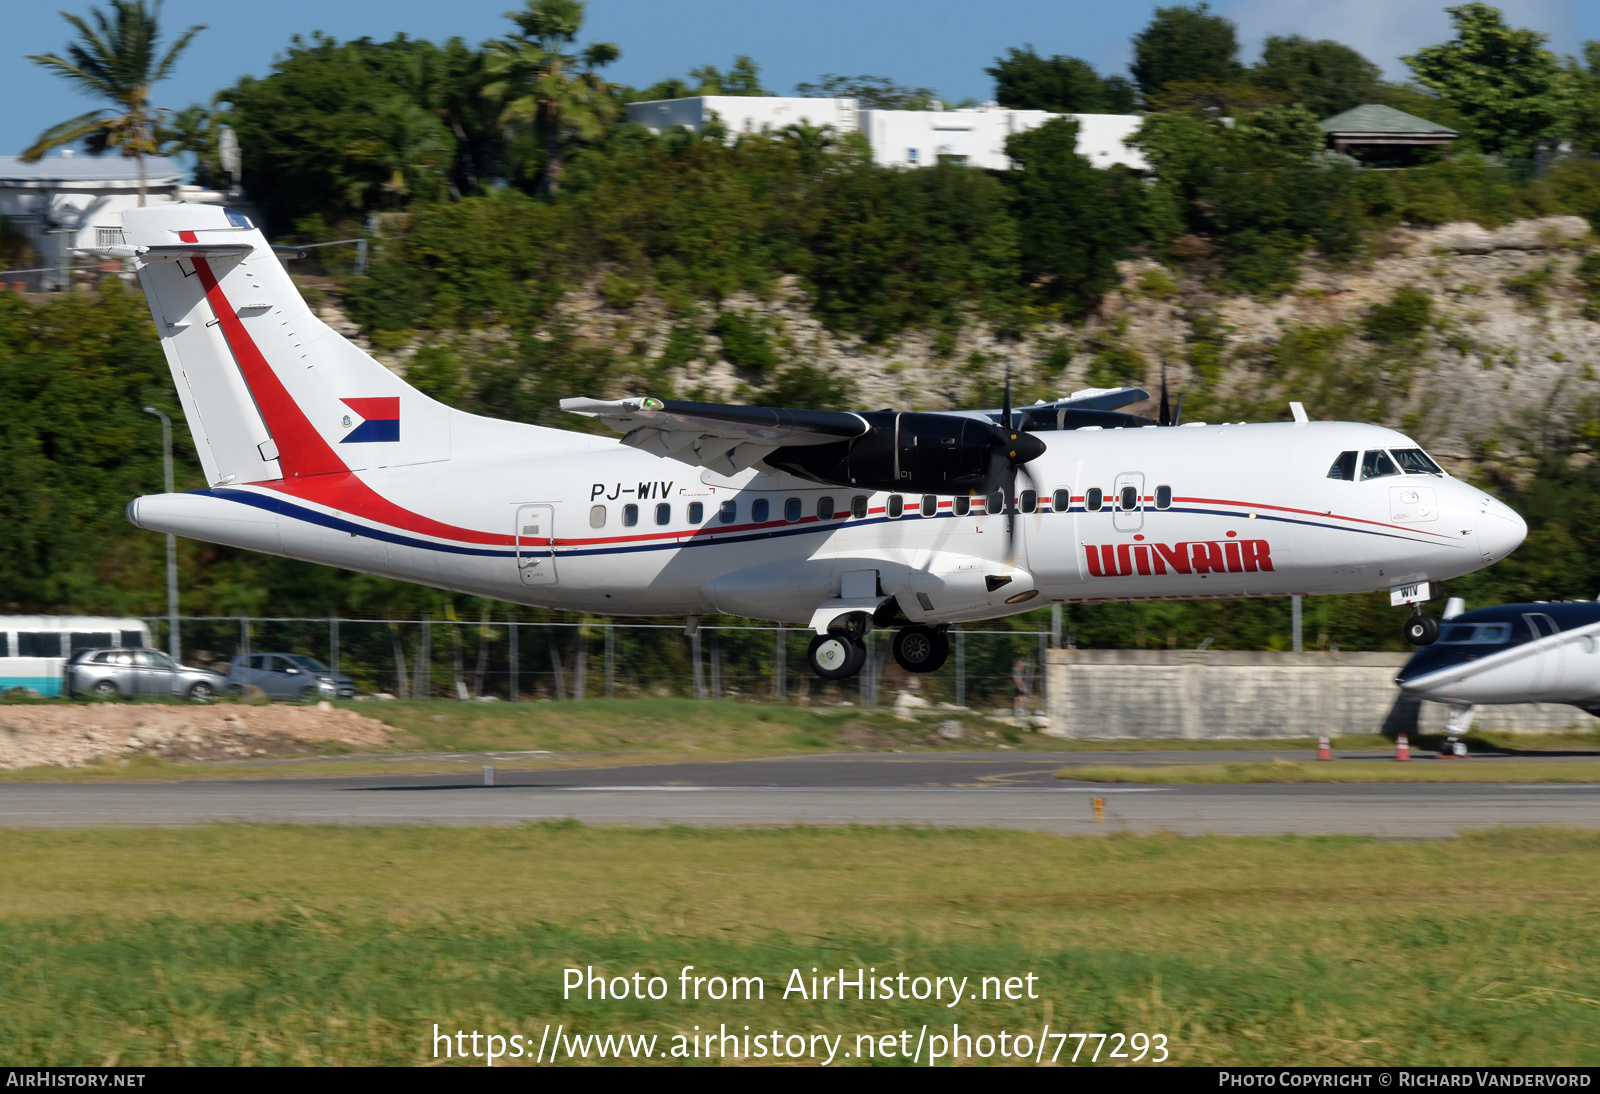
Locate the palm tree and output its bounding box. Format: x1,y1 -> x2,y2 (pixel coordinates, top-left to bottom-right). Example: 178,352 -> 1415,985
23,0 -> 205,206
484,0 -> 619,194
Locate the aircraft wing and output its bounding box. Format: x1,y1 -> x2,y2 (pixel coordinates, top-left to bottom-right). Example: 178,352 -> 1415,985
560,397 -> 869,477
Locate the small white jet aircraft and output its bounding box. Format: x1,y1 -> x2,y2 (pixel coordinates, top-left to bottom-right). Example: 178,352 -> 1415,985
1398,599 -> 1600,754
104,203 -> 1527,679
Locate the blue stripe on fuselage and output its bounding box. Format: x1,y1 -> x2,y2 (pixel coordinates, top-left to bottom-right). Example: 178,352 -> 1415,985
193,489 -> 1448,560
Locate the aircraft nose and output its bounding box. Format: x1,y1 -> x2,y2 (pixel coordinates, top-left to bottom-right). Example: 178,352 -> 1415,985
1475,496 -> 1527,563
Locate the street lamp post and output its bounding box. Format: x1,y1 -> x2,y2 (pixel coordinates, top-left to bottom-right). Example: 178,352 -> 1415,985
143,407 -> 180,660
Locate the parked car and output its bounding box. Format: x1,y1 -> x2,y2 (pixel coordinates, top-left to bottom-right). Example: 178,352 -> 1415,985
64,648 -> 226,701
224,654 -> 356,701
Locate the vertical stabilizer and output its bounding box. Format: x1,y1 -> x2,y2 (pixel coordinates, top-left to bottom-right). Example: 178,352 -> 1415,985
119,204 -> 449,486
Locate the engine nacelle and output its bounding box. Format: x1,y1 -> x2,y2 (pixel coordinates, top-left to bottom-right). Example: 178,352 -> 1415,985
766,411 -> 1003,494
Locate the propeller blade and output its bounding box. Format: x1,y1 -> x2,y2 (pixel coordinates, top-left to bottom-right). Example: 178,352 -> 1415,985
1005,463 -> 1018,566
1172,392 -> 1184,428
1159,374 -> 1171,427
1002,372 -> 1013,433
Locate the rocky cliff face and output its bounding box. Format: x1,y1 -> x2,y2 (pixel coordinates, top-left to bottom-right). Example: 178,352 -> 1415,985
339,215 -> 1599,469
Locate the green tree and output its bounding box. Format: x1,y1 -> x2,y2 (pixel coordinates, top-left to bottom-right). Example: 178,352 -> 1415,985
689,56 -> 767,96
23,0 -> 204,204
224,34 -> 482,229
1130,3 -> 1241,98
1249,35 -> 1382,118
1403,3 -> 1575,159
1003,117 -> 1130,316
484,0 -> 621,194
1569,41 -> 1600,155
986,46 -> 1136,113
792,74 -> 935,109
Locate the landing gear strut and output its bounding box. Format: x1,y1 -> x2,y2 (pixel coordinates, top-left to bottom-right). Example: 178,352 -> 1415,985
892,625 -> 950,673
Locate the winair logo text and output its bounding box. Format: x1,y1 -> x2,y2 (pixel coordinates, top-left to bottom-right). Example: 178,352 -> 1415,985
1086,538 -> 1274,577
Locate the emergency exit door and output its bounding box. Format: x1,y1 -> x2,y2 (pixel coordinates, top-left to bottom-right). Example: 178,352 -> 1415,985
515,504 -> 558,586
1112,471 -> 1145,533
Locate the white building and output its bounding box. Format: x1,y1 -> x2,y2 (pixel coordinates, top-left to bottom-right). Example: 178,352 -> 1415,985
627,96 -> 860,139
626,96 -> 1147,173
0,152 -> 242,291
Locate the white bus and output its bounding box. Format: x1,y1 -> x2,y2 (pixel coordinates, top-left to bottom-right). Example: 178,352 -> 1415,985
0,616 -> 152,696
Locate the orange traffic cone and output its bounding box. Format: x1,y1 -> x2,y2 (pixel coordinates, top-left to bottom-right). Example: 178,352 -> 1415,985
1317,733 -> 1332,761
1396,734 -> 1411,762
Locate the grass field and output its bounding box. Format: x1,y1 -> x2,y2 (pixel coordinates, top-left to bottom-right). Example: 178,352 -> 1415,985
3,824 -> 1599,1066
1060,760 -> 1600,784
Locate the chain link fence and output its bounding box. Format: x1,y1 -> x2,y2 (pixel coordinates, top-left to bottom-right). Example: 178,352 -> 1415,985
151,617 -> 1051,712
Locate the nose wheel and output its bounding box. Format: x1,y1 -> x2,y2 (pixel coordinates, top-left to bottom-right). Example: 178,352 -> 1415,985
808,633 -> 867,680
1404,613 -> 1440,645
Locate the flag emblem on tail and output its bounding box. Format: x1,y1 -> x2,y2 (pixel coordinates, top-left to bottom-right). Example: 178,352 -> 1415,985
340,397 -> 400,443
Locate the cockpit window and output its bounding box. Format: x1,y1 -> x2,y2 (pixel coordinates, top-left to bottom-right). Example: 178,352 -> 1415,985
1391,448 -> 1444,476
1360,450 -> 1399,481
1437,623 -> 1511,644
1327,451 -> 1357,480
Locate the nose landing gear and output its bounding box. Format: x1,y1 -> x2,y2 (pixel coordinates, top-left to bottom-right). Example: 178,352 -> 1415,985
1404,611 -> 1440,646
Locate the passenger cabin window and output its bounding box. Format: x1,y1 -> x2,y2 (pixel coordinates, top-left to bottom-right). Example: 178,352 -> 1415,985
1360,450 -> 1399,481
656,503 -> 671,526
1392,448 -> 1444,476
1327,451 -> 1357,480
1119,487 -> 1138,512
1020,490 -> 1038,514
1086,488 -> 1103,512
987,491 -> 1004,514
851,495 -> 868,519
687,501 -> 703,523
623,503 -> 639,527
921,495 -> 937,517
887,495 -> 904,518
1155,485 -> 1172,510
589,505 -> 606,529
752,499 -> 770,522
953,496 -> 971,516
785,498 -> 801,522
1052,489 -> 1070,512
719,500 -> 737,524
818,497 -> 835,519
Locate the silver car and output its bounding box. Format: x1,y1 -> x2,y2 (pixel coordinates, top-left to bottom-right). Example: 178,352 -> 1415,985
65,647 -> 226,701
224,653 -> 356,701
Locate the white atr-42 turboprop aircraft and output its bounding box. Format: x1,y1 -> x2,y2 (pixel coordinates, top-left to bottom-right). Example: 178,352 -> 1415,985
103,203 -> 1528,679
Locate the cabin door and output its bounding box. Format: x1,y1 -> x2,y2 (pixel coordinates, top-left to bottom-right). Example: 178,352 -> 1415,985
515,505 -> 558,587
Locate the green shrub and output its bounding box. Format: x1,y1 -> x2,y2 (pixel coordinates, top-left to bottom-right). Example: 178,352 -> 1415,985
711,309 -> 778,376
1362,285 -> 1434,344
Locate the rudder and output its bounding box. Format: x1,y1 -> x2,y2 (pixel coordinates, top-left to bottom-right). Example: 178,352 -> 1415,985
118,203 -> 450,486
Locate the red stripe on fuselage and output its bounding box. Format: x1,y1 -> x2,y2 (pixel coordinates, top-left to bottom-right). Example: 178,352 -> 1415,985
185,241 -> 513,547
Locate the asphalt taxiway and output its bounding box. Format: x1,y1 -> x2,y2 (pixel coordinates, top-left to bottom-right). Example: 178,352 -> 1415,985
2,752 -> 1596,836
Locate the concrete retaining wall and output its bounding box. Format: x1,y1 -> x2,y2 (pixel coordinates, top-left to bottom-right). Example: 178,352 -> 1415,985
1043,650 -> 1595,738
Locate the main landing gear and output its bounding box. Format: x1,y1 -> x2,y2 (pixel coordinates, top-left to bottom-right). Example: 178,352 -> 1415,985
805,618 -> 952,680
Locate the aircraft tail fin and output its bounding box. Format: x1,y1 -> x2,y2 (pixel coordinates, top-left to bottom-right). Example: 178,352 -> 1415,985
115,203 -> 449,486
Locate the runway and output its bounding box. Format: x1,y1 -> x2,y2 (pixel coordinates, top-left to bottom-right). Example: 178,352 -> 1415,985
2,753 -> 1597,835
